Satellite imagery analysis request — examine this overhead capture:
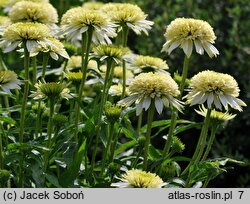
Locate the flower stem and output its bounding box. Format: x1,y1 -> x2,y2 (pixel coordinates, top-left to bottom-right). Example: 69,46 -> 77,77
44,97 -> 55,172
121,25 -> 129,99
90,58 -> 114,171
32,56 -> 37,86
201,124 -> 218,161
0,52 -> 7,70
60,59 -> 68,83
162,109 -> 178,156
19,44 -> 30,143
18,43 -> 30,188
143,102 -> 155,170
137,111 -> 143,135
161,55 -> 190,160
74,29 -> 93,141
41,53 -> 49,81
101,123 -> 115,175
182,108 -> 212,175
0,123 -> 5,169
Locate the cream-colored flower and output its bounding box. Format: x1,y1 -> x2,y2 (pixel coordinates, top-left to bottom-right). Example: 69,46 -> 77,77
92,45 -> 131,64
30,37 -> 69,60
3,0 -> 49,12
111,169 -> 165,188
0,16 -> 12,36
60,8 -> 117,44
126,54 -> 169,74
82,1 -> 104,10
118,72 -> 183,115
162,18 -> 219,58
65,56 -> 97,71
0,22 -> 51,52
9,1 -> 58,25
195,104 -> 236,123
109,83 -> 129,97
101,3 -> 153,35
0,70 -> 22,94
184,70 -> 246,111
30,81 -> 72,100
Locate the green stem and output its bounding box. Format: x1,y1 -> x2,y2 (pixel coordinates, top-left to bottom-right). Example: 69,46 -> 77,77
203,178 -> 210,188
162,109 -> 178,157
137,111 -> 143,135
41,53 -> 49,81
90,58 -> 114,170
18,43 -> 30,188
19,44 -> 30,143
0,52 -> 7,70
73,29 -> 93,141
0,123 -> 4,169
60,59 -> 68,83
121,25 -> 129,99
143,102 -> 155,170
32,56 -> 37,86
35,101 -> 41,139
161,56 -> 190,159
201,124 -> 218,161
101,123 -> 115,175
182,108 -> 212,175
44,98 -> 55,172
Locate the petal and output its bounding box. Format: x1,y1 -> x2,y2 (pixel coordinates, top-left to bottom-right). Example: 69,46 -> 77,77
194,40 -> 204,55
142,97 -> 151,111
155,97 -> 164,114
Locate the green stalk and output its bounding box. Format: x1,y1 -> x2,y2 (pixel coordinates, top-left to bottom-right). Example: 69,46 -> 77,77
162,109 -> 178,156
161,56 -> 189,160
101,123 -> 115,175
19,44 -> 30,143
143,102 -> 155,170
18,43 -> 30,188
0,52 -> 7,70
32,56 -> 37,86
182,108 -> 212,175
90,58 -> 113,170
201,124 -> 218,161
60,59 -> 68,83
137,112 -> 143,135
44,97 -> 55,172
41,53 -> 49,81
73,29 -> 93,141
121,25 -> 129,99
0,123 -> 5,169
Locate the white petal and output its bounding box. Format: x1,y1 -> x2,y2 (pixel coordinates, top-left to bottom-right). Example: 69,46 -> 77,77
207,93 -> 214,108
194,40 -> 204,55
155,97 -> 164,114
142,97 -> 151,111
136,102 -> 143,116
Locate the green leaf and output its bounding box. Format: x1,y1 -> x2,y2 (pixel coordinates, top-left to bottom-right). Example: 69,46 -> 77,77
0,116 -> 16,125
122,127 -> 137,141
148,145 -> 162,161
45,173 -> 61,187
174,122 -> 202,135
114,140 -> 137,156
59,139 -> 86,187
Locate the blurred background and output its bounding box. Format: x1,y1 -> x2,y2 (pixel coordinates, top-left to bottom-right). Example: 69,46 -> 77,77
2,0 -> 250,187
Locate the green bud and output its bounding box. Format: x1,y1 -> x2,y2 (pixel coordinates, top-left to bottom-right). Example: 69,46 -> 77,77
108,162 -> 120,174
137,136 -> 146,147
53,114 -> 68,127
31,102 -> 46,114
104,102 -> 122,123
172,136 -> 185,153
0,169 -> 10,184
174,72 -> 190,88
159,161 -> 177,179
63,43 -> 78,56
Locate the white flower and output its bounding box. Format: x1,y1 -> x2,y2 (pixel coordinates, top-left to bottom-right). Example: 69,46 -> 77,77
0,70 -> 22,94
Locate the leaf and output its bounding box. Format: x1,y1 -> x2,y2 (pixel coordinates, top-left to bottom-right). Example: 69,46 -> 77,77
148,145 -> 162,161
114,140 -> 137,156
0,116 -> 16,125
174,122 -> 202,135
45,173 -> 61,187
59,139 -> 86,187
122,127 -> 137,141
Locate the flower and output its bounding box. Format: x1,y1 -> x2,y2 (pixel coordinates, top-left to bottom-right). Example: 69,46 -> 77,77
126,54 -> 169,74
184,70 -> 246,111
0,70 -> 22,94
195,104 -> 236,123
65,56 -> 97,72
118,72 -> 183,115
104,102 -> 122,123
92,44 -> 131,64
162,17 -> 219,58
0,16 -> 12,36
82,1 -> 104,10
30,37 -> 69,60
60,8 -> 117,44
0,22 -> 51,53
30,81 -> 72,100
101,3 -> 153,35
109,83 -> 127,96
9,1 -> 58,25
111,169 -> 165,188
